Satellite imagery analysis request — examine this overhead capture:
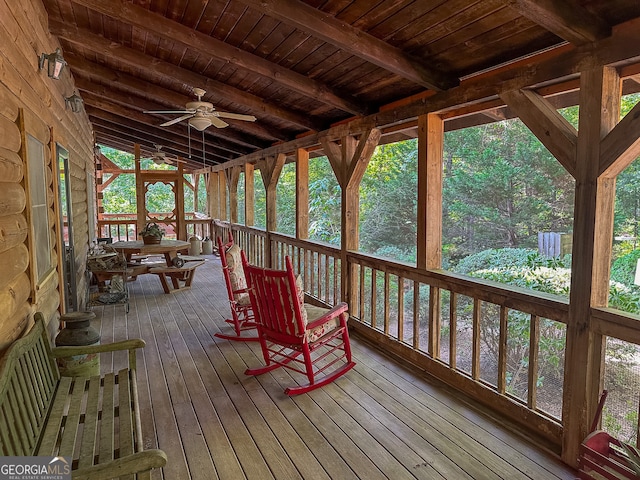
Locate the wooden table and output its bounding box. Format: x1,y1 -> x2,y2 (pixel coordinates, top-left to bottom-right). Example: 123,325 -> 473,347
110,240 -> 190,266
109,240 -> 203,294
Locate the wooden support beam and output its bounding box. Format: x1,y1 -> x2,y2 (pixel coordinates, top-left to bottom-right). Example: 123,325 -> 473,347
226,166 -> 241,224
599,100 -> 640,177
68,54 -> 287,143
296,149 -> 309,240
501,0 -> 611,45
49,20 -> 324,132
562,66 -> 620,466
257,153 -> 286,232
416,114 -> 444,271
321,128 -> 381,303
500,89 -> 578,176
244,163 -> 255,227
69,0 -> 369,117
236,0 -> 458,91
134,144 -> 144,236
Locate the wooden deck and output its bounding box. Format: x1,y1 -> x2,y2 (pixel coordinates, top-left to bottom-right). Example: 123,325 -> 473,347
90,255 -> 577,480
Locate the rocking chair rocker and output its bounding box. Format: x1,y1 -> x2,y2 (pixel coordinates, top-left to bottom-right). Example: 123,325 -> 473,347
242,253 -> 356,395
214,234 -> 258,341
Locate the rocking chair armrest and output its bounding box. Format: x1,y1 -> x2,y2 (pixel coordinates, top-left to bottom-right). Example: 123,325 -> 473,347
232,286 -> 250,296
305,302 -> 349,330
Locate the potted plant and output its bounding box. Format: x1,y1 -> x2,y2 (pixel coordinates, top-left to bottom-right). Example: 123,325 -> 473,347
139,222 -> 165,245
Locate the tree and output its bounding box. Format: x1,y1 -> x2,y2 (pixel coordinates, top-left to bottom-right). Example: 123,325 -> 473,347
443,120 -> 574,264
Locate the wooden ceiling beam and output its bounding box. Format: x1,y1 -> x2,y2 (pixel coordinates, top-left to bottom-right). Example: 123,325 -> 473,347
66,53 -> 287,143
49,20 -> 325,132
235,0 -> 458,91
501,0 -> 611,45
92,122 -> 226,167
68,0 -> 369,117
76,80 -> 262,152
85,105 -> 244,160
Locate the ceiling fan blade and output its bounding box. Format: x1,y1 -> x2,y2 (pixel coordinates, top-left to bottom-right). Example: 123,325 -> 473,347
160,113 -> 195,127
213,111 -> 257,122
209,116 -> 229,128
144,110 -> 193,114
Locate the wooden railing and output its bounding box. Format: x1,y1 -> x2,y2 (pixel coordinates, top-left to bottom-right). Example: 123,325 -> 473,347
211,222 -> 640,452
97,213 -> 213,242
215,222 -> 569,449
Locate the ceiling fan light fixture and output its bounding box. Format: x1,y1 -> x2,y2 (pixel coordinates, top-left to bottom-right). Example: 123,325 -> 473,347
189,116 -> 211,131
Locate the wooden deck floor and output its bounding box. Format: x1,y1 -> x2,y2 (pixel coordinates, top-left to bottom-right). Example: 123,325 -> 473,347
91,255 -> 577,480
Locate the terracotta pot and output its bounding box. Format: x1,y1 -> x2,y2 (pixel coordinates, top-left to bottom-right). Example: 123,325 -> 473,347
142,235 -> 162,245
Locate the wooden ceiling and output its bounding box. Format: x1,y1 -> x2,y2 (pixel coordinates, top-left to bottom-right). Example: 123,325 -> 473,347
42,0 -> 640,169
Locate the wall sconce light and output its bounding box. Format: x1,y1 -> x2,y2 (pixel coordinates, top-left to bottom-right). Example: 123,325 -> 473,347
39,48 -> 66,79
65,92 -> 83,113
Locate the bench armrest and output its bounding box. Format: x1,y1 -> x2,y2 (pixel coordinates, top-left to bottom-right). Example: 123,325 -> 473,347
51,339 -> 145,370
72,449 -> 167,480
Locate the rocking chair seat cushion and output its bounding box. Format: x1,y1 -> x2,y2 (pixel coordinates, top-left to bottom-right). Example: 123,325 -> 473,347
304,304 -> 340,343
225,243 -> 248,302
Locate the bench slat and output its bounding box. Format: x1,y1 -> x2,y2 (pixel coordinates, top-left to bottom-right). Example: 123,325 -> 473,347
100,373 -> 116,464
58,377 -> 88,456
14,360 -> 38,443
1,384 -> 21,455
38,376 -> 73,455
7,373 -> 32,453
118,369 -> 134,457
77,375 -> 102,469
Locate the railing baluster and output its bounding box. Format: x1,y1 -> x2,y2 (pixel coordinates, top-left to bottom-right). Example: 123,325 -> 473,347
498,306 -> 508,395
449,291 -> 457,369
472,299 -> 481,381
528,314 -> 540,409
429,287 -> 441,358
371,269 -> 377,330
398,276 -> 405,343
413,282 -> 420,350
384,272 -> 390,336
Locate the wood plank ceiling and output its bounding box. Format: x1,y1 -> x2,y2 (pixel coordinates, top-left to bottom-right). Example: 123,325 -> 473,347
42,0 -> 640,170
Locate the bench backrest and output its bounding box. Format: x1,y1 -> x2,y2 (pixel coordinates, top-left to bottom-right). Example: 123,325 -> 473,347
0,313 -> 60,456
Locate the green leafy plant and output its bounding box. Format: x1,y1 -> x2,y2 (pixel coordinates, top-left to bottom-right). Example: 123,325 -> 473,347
139,222 -> 165,239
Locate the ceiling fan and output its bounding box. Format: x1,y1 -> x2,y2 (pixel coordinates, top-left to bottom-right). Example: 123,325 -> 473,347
140,145 -> 185,165
144,88 -> 257,131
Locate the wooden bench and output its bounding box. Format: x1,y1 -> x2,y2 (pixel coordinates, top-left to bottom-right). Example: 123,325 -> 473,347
149,260 -> 205,294
0,312 -> 166,479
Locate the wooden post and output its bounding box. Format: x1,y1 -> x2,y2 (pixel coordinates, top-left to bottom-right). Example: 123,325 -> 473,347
219,171 -> 228,221
244,163 -> 255,226
134,144 -> 145,236
416,114 -> 444,357
562,66 -> 620,465
176,162 -> 186,240
321,127 -> 381,304
257,154 -> 285,268
208,171 -> 219,219
296,148 -> 309,240
226,165 -> 241,224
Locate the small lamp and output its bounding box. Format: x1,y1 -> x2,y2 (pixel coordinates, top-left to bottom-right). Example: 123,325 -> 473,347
65,92 -> 83,113
189,115 -> 211,131
39,48 -> 66,79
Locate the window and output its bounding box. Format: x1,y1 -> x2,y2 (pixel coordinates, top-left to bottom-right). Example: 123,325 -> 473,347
27,134 -> 52,284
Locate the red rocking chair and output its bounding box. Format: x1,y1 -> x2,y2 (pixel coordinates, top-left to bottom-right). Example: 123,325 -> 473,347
214,235 -> 258,341
241,253 -> 355,395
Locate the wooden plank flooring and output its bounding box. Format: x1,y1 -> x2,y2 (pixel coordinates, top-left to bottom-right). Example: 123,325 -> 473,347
91,255 -> 577,480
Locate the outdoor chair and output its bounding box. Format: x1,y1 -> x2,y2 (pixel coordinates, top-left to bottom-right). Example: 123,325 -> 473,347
214,234 -> 258,341
241,253 -> 355,395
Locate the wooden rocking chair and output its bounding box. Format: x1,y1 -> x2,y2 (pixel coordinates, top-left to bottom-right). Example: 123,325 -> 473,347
214,234 -> 258,341
242,253 -> 355,395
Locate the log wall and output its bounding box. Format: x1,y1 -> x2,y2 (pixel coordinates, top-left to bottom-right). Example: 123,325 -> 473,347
0,0 -> 95,349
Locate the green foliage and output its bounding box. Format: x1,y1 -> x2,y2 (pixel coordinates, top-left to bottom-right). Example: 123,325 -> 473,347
611,250 -> 640,286
308,157 -> 341,245
359,141 -> 418,260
